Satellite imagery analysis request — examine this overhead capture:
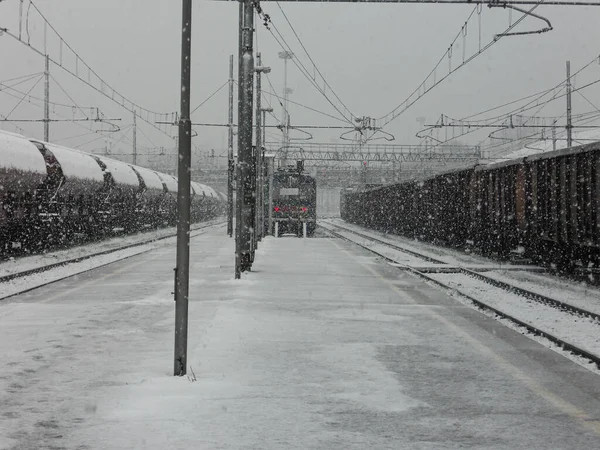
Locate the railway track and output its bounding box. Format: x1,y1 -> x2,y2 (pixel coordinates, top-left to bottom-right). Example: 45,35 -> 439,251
319,220 -> 600,369
0,220 -> 225,301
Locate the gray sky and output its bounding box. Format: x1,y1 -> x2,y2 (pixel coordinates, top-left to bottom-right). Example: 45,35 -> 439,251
1,0 -> 600,169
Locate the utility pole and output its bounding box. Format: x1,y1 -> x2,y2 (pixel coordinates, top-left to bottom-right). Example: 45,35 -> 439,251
278,51 -> 293,166
235,1 -> 243,279
227,54 -> 234,238
255,54 -> 271,244
44,54 -> 50,142
566,61 -> 573,149
265,153 -> 275,235
260,106 -> 273,237
174,0 -> 192,377
133,111 -> 137,165
235,0 -> 254,278
552,119 -> 557,151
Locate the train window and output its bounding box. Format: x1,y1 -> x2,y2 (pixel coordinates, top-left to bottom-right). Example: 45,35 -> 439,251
279,188 -> 299,196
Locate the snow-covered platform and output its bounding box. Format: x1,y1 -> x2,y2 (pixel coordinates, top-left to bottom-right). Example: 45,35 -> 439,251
1,226 -> 600,449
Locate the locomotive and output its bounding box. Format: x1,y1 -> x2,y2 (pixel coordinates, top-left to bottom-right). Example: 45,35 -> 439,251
0,130 -> 225,255
267,161 -> 317,237
341,141 -> 600,271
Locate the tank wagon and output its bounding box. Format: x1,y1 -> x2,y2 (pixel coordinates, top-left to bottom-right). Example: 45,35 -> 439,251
0,130 -> 224,255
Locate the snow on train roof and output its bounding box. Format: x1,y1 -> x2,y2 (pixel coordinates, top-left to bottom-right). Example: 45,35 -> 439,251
190,181 -> 204,196
200,184 -> 217,198
42,142 -> 105,183
95,155 -> 139,187
156,173 -> 178,193
132,166 -> 165,191
0,130 -> 47,175
483,128 -> 600,168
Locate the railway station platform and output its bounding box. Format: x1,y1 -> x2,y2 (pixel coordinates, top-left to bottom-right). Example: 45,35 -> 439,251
1,224 -> 600,449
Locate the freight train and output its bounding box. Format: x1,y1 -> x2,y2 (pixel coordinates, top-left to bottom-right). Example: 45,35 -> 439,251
341,142 -> 600,271
0,130 -> 225,255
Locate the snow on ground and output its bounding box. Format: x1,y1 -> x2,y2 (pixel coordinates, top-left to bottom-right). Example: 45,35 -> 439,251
326,218 -> 525,267
0,218 -> 223,278
329,218 -> 600,314
428,272 -> 600,360
483,269 -> 600,316
326,219 -> 600,369
2,228 -> 600,448
0,221 -> 224,300
328,228 -> 433,266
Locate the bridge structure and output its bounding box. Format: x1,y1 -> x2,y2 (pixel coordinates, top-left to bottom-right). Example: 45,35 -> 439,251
187,141 -> 481,190
265,142 -> 481,163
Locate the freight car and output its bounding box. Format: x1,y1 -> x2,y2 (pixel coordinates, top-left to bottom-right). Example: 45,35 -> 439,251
473,142 -> 600,268
340,167 -> 473,247
340,141 -> 600,270
0,130 -> 224,255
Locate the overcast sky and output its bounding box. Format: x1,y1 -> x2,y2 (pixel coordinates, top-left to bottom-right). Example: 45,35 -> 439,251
1,0 -> 600,168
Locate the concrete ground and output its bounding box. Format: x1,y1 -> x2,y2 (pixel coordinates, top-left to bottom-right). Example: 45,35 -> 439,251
0,225 -> 599,449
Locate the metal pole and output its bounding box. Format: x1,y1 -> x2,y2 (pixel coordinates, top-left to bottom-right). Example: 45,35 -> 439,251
174,0 -> 192,377
552,119 -> 557,151
262,110 -> 267,149
278,51 -> 293,167
566,61 -> 573,149
283,56 -> 288,164
44,54 -> 49,142
236,0 -> 254,275
267,154 -> 274,235
227,55 -> 234,238
261,110 -> 268,238
235,1 -> 243,279
255,53 -> 262,244
133,111 -> 137,165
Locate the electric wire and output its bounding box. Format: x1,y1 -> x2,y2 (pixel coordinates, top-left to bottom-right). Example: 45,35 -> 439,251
275,1 -> 356,122
50,74 -> 90,119
259,8 -> 355,125
3,74 -> 43,120
4,1 -> 176,139
190,80 -> 230,116
372,1 -> 548,143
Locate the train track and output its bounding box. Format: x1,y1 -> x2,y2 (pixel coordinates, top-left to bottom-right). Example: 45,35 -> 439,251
0,220 -> 225,300
319,220 -> 600,368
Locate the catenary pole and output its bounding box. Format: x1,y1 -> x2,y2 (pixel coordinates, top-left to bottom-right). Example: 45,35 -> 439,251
566,61 -> 573,149
44,54 -> 50,142
133,111 -> 137,165
236,0 -> 255,276
255,53 -> 262,246
174,0 -> 192,376
228,55 -> 234,237
254,55 -> 271,243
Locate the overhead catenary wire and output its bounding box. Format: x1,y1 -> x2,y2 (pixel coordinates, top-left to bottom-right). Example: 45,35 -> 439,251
50,74 -> 90,120
3,74 -> 43,120
1,79 -> 97,112
420,66 -> 600,149
190,80 -> 230,116
256,4 -> 356,126
0,83 -> 145,154
3,0 -> 176,139
371,0 -> 548,143
275,1 -> 356,123
457,52 -> 600,123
